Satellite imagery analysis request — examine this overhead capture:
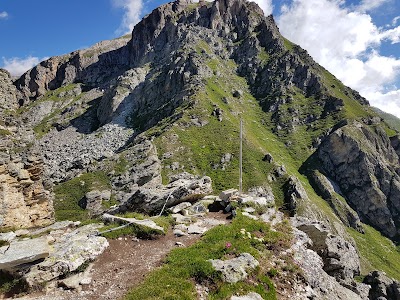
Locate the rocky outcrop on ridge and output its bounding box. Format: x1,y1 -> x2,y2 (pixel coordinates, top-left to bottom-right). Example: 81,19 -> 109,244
0,69 -> 17,111
318,122 -> 400,240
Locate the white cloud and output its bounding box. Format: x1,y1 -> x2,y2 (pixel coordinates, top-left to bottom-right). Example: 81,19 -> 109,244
112,0 -> 144,35
0,11 -> 8,19
251,0 -> 273,15
277,0 -> 400,117
380,26 -> 400,43
356,0 -> 389,12
392,16 -> 400,26
2,56 -> 41,76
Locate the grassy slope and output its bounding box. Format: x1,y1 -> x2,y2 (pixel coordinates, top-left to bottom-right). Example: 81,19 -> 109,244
372,107 -> 400,134
125,214 -> 292,300
151,41 -> 400,281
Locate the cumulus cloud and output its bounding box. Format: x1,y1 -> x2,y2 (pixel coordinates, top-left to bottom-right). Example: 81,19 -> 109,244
112,0 -> 144,35
252,0 -> 273,15
2,56 -> 41,76
0,11 -> 8,19
277,0 -> 400,117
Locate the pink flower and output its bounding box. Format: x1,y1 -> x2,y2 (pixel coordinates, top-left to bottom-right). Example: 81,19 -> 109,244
226,242 -> 232,248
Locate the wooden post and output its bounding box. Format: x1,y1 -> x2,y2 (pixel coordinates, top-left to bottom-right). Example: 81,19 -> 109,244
239,117 -> 243,195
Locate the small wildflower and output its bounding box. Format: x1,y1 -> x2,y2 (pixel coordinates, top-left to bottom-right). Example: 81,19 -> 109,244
226,242 -> 232,248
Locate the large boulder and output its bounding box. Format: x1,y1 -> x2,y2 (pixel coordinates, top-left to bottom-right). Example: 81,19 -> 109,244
209,253 -> 259,283
24,224 -> 108,286
317,122 -> 400,240
116,172 -> 212,214
291,226 -> 368,300
294,218 -> 360,286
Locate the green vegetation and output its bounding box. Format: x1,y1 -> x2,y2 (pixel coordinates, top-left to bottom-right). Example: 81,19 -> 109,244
125,214 -> 293,300
282,37 -> 295,51
54,171 -> 111,221
348,224 -> 400,281
0,271 -> 28,297
0,128 -> 11,136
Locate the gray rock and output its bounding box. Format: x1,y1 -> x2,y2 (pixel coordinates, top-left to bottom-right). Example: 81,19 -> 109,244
0,232 -> 16,242
310,171 -> 363,232
318,122 -> 400,239
231,292 -> 263,300
209,253 -> 259,283
291,227 -> 365,300
285,176 -> 309,216
294,218 -> 361,287
364,271 -> 400,300
219,189 -> 238,201
187,224 -> 207,234
24,224 -> 108,286
0,237 -> 49,270
102,213 -> 164,233
169,202 -> 192,214
79,190 -> 111,217
173,229 -> 187,237
187,202 -> 208,215
118,172 -> 212,214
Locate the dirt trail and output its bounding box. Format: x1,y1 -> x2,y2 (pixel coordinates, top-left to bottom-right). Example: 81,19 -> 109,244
16,212 -> 228,300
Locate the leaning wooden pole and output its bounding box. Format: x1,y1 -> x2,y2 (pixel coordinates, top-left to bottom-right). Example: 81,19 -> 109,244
239,117 -> 243,195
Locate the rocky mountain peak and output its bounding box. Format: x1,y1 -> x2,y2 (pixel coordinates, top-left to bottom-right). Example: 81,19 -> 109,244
129,0 -> 278,65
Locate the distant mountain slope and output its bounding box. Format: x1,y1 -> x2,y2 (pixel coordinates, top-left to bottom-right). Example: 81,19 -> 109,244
372,107 -> 400,133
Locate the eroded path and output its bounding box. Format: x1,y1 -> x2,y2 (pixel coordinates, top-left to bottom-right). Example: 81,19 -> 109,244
16,212 -> 228,300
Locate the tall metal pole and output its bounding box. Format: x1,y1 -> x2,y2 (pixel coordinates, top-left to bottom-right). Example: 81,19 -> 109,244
239,117 -> 243,195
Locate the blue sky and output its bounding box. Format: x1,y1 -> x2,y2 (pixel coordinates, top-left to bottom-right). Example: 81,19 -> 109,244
0,0 -> 399,116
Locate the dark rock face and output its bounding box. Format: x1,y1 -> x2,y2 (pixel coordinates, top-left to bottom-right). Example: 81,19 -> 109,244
309,170 -> 363,232
318,122 -> 400,239
364,271 -> 400,300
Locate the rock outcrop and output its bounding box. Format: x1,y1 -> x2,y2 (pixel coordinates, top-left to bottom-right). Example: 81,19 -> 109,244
291,218 -> 369,299
318,122 -> 400,239
115,172 -> 212,214
363,271 -> 400,300
209,253 -> 259,284
0,69 -> 17,111
0,149 -> 54,229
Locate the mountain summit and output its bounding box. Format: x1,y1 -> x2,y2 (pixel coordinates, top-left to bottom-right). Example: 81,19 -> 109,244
2,0 -> 400,298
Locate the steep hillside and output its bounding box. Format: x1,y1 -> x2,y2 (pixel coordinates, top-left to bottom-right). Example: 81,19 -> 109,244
2,0 -> 400,298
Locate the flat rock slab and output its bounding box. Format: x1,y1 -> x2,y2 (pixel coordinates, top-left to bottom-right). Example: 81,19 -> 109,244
102,213 -> 164,233
209,253 -> 259,283
231,292 -> 264,300
187,224 -> 207,234
0,237 -> 49,270
29,220 -> 77,236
